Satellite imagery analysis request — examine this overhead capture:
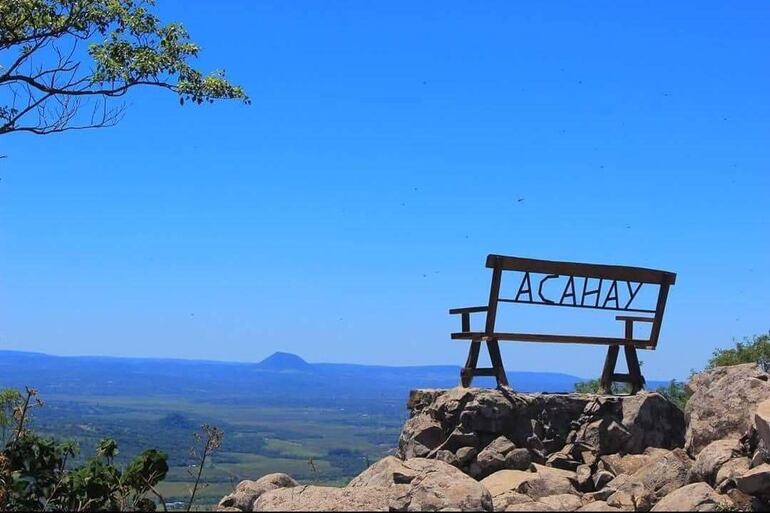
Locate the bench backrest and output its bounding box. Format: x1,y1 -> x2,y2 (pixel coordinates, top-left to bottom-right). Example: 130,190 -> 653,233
484,254 -> 677,348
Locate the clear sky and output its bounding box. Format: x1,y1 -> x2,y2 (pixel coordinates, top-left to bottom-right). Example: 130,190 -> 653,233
1,1 -> 768,380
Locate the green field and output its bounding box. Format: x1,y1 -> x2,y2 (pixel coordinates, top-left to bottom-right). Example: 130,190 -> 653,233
30,394 -> 405,508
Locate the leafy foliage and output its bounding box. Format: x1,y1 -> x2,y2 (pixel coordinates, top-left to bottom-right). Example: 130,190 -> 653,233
573,378 -> 631,395
707,333 -> 770,370
0,387 -> 221,512
0,0 -> 247,136
654,380 -> 689,411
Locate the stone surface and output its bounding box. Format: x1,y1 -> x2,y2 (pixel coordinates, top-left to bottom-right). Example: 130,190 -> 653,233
571,393 -> 685,456
398,414 -> 444,458
575,501 -> 622,512
715,457 -> 750,487
605,448 -> 693,511
398,387 -> 590,460
254,485 -> 391,511
650,482 -> 732,512
347,456 -> 492,511
755,398 -> 770,451
736,462 -> 770,495
505,503 -> 556,512
688,438 -> 742,485
491,491 -> 534,512
474,436 -> 516,478
506,448 -> 533,471
538,493 -> 583,511
217,473 -> 298,512
685,363 -> 770,455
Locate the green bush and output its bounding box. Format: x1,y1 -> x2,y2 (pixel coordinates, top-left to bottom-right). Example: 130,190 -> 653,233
0,387 -> 221,512
707,333 -> 770,369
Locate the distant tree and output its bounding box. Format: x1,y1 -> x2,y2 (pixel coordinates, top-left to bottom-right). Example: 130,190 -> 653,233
0,0 -> 247,139
707,332 -> 770,370
573,378 -> 631,395
654,380 -> 689,411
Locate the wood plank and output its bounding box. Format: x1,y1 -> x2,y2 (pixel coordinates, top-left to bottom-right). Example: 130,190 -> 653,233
449,306 -> 488,314
600,345 -> 620,393
451,331 -> 655,347
485,254 -> 677,285
615,316 -> 655,323
498,298 -> 656,314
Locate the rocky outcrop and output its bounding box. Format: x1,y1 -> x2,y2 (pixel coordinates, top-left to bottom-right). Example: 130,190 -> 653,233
347,456 -> 493,511
684,363 -> 770,455
397,387 -> 684,478
650,482 -> 732,512
254,485 -> 392,511
222,370 -> 770,512
217,473 -> 298,511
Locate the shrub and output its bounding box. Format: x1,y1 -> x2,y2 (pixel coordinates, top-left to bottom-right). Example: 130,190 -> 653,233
707,332 -> 770,369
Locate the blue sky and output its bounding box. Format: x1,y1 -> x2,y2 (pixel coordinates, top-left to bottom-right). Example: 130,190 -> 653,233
1,1 -> 768,380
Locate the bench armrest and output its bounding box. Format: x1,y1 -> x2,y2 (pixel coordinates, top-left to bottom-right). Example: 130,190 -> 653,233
449,306 -> 488,315
450,306 -> 487,333
615,316 -> 654,323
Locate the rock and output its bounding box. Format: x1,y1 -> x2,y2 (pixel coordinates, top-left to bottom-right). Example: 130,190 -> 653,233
474,436 -> 516,477
443,428 -> 480,452
517,466 -> 578,500
576,501 -> 622,511
685,363 -> 770,455
576,464 -> 593,492
714,457 -> 750,488
254,485 -> 391,511
407,389 -> 446,414
593,470 -> 614,490
506,448 -> 532,471
605,448 -> 693,511
217,473 -> 298,511
688,439 -> 742,485
399,387 -> 590,461
600,453 -> 657,477
650,482 -> 732,512
736,462 -> 770,495
755,398 -> 770,451
751,448 -> 768,468
481,470 -> 538,497
456,446 -> 478,466
539,493 -> 583,511
491,491 -> 534,512
571,394 -> 685,456
436,449 -> 459,467
398,414 -> 444,458
347,456 -> 492,511
505,503 -> 556,512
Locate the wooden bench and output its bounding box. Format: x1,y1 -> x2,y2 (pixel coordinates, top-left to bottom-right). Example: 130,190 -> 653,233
451,254 -> 676,394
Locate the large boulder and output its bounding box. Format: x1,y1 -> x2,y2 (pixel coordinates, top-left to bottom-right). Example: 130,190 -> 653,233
398,414 -> 444,458
254,485 -> 391,511
687,439 -> 742,485
736,462 -> 770,496
754,398 -> 770,450
650,482 -> 732,512
347,456 -> 493,511
605,448 -> 693,511
570,393 -> 685,456
481,465 -> 578,503
685,363 -> 770,455
217,473 -> 298,512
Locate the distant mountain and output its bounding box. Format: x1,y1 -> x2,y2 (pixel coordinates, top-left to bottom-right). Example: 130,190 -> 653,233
256,352 -> 313,371
0,350 -> 669,412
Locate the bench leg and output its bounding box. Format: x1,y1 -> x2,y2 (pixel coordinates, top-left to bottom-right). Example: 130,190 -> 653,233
599,344 -> 646,395
599,345 -> 620,394
461,341 -> 481,387
624,345 -> 646,394
487,339 -> 509,388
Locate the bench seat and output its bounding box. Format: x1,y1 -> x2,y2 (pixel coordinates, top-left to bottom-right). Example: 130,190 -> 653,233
451,331 -> 654,347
